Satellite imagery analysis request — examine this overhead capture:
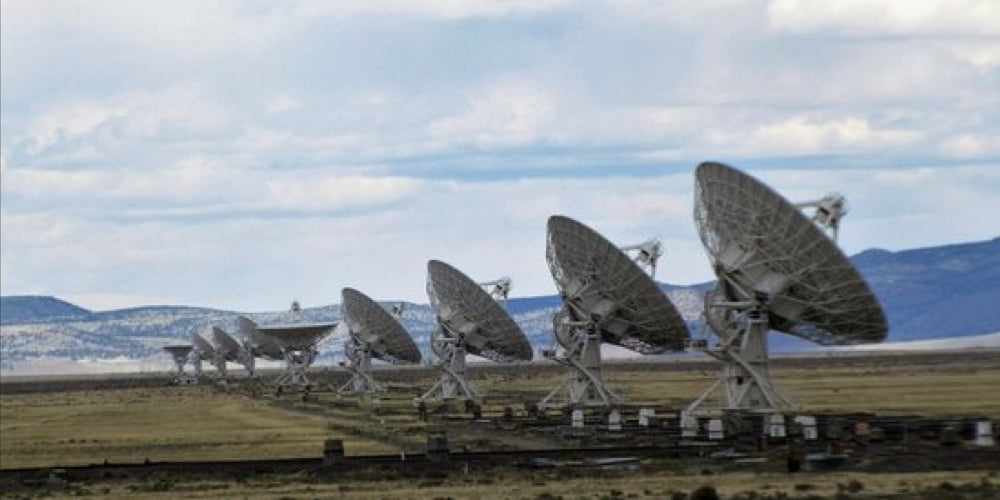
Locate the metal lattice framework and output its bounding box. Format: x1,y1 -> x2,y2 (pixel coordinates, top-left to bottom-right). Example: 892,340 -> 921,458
339,287 -> 422,395
417,260 -> 532,405
540,215 -> 689,408
686,161 -> 887,417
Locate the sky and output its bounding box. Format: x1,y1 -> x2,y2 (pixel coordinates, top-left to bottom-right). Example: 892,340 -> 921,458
1,0 -> 998,312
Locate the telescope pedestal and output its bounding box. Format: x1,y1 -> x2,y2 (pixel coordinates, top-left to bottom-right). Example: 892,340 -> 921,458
339,342 -> 385,395
275,348 -> 317,390
687,308 -> 794,417
539,324 -> 621,409
417,343 -> 478,404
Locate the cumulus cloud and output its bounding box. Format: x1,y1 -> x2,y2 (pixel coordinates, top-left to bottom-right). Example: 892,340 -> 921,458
725,115 -> 924,156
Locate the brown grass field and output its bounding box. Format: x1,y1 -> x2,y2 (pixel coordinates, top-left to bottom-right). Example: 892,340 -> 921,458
2,349 -> 999,498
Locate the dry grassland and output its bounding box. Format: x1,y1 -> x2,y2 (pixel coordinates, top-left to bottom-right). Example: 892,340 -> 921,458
0,386 -> 395,469
2,351 -> 999,498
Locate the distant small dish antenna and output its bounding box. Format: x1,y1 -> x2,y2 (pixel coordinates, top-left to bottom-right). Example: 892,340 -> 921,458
190,331 -> 217,378
243,314 -> 336,391
236,315 -> 284,365
539,216 -> 689,409
685,162 -> 886,419
416,260 -> 532,406
211,327 -> 256,377
338,288 -> 422,396
162,345 -> 194,384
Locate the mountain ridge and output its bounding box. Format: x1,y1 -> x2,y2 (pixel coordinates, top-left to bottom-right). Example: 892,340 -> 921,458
2,236 -> 998,371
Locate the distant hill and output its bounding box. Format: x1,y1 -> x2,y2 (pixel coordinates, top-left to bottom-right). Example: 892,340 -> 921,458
1,236 -> 998,372
669,236 -> 1000,349
0,296 -> 92,325
853,236 -> 1000,339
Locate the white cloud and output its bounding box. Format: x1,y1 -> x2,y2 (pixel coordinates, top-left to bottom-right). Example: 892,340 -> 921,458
767,0 -> 1000,37
733,115 -> 923,156
265,174 -> 424,211
939,133 -> 1000,158
264,94 -> 301,114
2,1 -> 998,312
20,87 -> 228,159
295,0 -> 577,20
428,81 -> 558,147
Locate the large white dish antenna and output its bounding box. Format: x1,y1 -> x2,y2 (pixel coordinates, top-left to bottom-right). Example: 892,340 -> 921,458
212,326 -> 256,376
253,319 -> 336,390
339,288 -> 421,395
427,260 -> 532,362
686,161 -> 887,416
211,327 -> 242,362
190,332 -> 215,377
342,288 -> 422,363
255,322 -> 336,351
540,215 -> 689,408
547,215 -> 689,352
236,316 -> 283,360
694,162 -> 887,344
417,259 -> 532,405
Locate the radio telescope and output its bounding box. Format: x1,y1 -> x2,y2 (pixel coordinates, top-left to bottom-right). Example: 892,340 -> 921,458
248,314 -> 336,390
686,162 -> 887,415
211,327 -> 255,377
190,332 -> 216,377
162,345 -> 194,383
417,260 -> 533,405
339,288 -> 422,395
236,315 -> 284,364
540,216 -> 689,408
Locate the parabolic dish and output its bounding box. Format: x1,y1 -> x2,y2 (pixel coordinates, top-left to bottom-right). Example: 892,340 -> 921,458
191,333 -> 215,358
546,215 -> 689,353
163,345 -> 193,357
341,288 -> 421,364
211,327 -> 242,362
427,260 -> 532,362
694,161 -> 887,345
255,322 -> 336,351
236,316 -> 284,359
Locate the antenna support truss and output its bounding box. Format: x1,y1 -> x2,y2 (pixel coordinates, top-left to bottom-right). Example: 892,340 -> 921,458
795,193 -> 848,241
415,328 -> 479,404
538,282 -> 623,409
620,238 -> 663,278
538,315 -> 622,409
274,347 -> 318,390
478,276 -> 512,305
685,290 -> 796,418
338,338 -> 386,395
